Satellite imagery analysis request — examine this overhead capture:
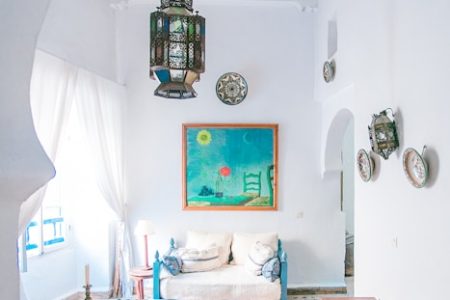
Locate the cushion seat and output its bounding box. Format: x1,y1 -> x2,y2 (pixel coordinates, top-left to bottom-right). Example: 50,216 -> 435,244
160,265 -> 281,300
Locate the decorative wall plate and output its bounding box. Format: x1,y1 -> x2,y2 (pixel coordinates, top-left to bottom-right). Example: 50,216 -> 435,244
323,59 -> 336,83
356,149 -> 374,182
402,146 -> 429,188
216,72 -> 248,105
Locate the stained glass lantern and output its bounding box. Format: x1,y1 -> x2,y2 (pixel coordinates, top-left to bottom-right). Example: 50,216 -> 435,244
368,108 -> 399,160
150,0 -> 205,99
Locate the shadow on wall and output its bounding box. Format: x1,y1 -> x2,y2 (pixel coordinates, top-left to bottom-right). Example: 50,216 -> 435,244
394,108 -> 404,161
424,147 -> 439,188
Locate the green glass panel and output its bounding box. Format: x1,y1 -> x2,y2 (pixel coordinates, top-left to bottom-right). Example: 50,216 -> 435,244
188,22 -> 194,41
170,17 -> 185,33
151,14 -> 156,32
169,17 -> 187,42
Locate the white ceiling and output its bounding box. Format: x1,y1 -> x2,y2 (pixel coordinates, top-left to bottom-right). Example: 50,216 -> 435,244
110,0 -> 318,12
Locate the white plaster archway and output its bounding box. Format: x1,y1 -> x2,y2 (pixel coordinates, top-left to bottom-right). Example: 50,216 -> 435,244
320,85 -> 356,283
324,108 -> 354,173
0,1 -> 54,298
320,84 -> 355,176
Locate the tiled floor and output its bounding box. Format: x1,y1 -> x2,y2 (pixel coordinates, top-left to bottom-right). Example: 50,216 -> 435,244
288,276 -> 354,300
87,277 -> 354,300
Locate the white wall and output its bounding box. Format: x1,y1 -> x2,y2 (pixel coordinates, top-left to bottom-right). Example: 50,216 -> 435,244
0,1 -> 55,298
37,0 -> 117,81
342,120 -> 354,236
316,0 -> 450,299
120,3 -> 345,287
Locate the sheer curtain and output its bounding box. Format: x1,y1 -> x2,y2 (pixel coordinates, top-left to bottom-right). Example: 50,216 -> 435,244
19,50 -> 78,234
75,69 -> 132,296
21,51 -> 132,297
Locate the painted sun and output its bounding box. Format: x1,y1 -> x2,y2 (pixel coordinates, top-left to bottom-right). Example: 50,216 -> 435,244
196,129 -> 212,145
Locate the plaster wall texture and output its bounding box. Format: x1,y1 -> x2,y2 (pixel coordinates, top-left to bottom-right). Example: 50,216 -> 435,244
120,3 -> 346,287
316,0 -> 450,299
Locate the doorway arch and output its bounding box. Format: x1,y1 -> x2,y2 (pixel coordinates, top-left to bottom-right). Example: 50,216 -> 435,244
323,108 -> 354,174
324,107 -> 355,294
320,85 -> 356,294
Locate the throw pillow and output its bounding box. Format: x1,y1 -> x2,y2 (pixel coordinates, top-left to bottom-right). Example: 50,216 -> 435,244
244,241 -> 275,276
262,257 -> 280,282
179,246 -> 222,273
185,231 -> 232,266
231,232 -> 278,265
161,247 -> 182,276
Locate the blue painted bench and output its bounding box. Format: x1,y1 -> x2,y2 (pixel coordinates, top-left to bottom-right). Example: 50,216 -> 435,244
152,239 -> 288,300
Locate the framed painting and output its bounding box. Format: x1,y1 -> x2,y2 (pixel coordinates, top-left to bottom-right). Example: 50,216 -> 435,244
182,123 -> 278,211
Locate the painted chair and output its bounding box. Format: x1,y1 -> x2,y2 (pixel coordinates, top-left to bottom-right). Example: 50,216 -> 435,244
243,171 -> 262,197
267,164 -> 274,205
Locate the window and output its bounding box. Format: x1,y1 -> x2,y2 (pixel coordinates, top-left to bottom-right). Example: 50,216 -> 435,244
24,174 -> 67,256
21,108 -> 80,257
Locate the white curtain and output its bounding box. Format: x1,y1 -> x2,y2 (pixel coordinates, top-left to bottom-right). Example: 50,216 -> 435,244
74,69 -> 132,296
19,50 -> 78,234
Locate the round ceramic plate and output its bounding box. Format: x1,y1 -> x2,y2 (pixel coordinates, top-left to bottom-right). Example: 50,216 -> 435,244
402,147 -> 429,188
356,149 -> 373,182
216,72 -> 248,105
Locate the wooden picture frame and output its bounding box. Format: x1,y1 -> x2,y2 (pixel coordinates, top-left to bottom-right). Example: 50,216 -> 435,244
182,123 -> 278,211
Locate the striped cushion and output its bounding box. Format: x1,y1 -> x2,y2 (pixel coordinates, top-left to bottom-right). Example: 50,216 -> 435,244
179,246 -> 222,273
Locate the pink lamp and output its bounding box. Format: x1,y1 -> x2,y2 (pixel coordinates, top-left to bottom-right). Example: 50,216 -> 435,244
134,220 -> 155,270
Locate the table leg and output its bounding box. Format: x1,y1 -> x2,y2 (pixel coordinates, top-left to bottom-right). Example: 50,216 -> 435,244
135,278 -> 144,300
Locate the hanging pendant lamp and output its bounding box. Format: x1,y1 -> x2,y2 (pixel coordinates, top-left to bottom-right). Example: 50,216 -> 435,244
150,0 -> 205,99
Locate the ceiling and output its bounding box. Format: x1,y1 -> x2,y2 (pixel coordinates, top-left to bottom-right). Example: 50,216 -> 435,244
110,0 -> 318,12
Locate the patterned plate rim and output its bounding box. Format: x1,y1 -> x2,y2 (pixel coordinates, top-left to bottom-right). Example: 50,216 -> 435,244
356,148 -> 373,182
402,147 -> 429,188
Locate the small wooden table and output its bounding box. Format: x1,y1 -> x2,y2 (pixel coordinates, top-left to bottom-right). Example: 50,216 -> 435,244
129,267 -> 153,300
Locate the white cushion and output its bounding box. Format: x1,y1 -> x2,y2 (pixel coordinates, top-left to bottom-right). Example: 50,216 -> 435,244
186,231 -> 232,266
179,246 -> 222,273
231,232 -> 278,265
160,265 -> 280,300
245,241 -> 275,276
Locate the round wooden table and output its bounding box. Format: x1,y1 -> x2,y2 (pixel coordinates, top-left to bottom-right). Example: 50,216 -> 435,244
129,267 -> 153,300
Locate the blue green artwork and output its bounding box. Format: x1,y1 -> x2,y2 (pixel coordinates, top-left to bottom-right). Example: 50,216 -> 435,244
183,124 -> 278,210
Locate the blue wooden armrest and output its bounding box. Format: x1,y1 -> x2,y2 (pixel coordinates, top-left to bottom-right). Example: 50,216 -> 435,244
153,238 -> 176,299
278,239 -> 288,300
153,250 -> 162,299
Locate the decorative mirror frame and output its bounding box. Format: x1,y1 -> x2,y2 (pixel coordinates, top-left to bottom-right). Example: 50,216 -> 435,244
368,108 -> 399,160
